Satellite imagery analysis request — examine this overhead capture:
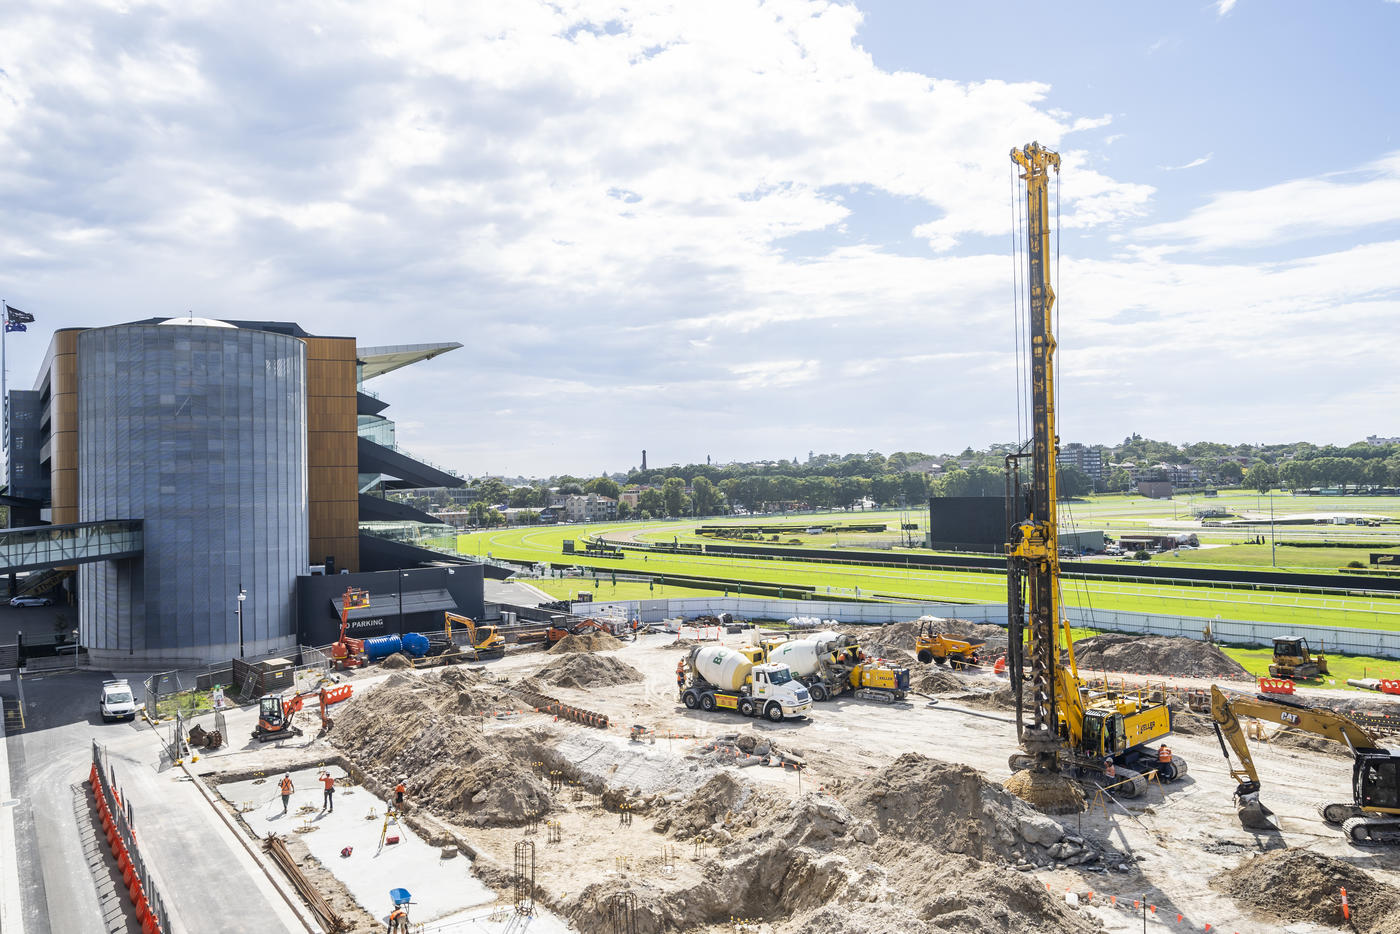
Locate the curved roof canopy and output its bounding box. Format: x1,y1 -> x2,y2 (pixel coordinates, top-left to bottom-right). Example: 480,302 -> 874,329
158,316 -> 236,329
356,342 -> 462,380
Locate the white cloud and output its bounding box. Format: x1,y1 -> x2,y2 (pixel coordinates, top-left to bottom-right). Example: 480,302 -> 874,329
1161,153 -> 1212,171
1215,0 -> 1238,16
1138,152 -> 1400,249
0,0 -> 1393,473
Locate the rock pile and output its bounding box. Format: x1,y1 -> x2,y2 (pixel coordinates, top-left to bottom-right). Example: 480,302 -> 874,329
533,654 -> 644,689
1215,848 -> 1400,934
1068,633 -> 1251,680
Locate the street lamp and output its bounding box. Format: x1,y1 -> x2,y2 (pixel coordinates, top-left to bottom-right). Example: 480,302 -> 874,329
237,588 -> 247,658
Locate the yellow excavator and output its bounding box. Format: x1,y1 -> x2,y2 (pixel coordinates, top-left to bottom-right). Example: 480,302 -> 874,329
1209,685 -> 1400,845
1003,142 -> 1185,806
444,612 -> 506,659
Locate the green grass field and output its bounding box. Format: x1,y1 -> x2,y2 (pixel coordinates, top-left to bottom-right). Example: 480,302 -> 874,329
457,515 -> 1400,633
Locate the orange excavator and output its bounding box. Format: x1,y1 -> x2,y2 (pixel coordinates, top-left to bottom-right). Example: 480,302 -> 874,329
330,587 -> 373,670
253,684 -> 353,741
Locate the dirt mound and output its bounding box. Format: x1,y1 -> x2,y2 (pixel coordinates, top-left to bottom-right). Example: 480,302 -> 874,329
1167,707 -> 1213,736
863,645 -> 916,667
1214,848 -> 1400,934
548,630 -> 623,654
1268,727 -> 1350,757
331,669 -> 550,826
380,652 -> 413,669
873,616 -> 1007,654
1069,633 -> 1250,680
911,667 -> 966,693
946,685 -> 1017,711
534,653 -> 644,689
664,638 -> 700,650
651,770 -> 781,840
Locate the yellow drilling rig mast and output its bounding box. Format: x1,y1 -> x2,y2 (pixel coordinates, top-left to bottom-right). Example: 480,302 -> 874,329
1004,143 -> 1181,812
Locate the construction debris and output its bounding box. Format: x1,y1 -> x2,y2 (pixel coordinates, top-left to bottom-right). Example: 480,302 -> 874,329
1067,633 -> 1251,680
1215,848 -> 1400,934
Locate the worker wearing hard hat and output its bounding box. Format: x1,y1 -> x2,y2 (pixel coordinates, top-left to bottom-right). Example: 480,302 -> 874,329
676,659 -> 687,698
394,777 -> 407,811
388,904 -> 409,932
279,773 -> 294,815
319,770 -> 336,813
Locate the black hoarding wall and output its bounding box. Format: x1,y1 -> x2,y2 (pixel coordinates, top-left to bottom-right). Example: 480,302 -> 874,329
927,496 -> 1008,552
295,564 -> 485,646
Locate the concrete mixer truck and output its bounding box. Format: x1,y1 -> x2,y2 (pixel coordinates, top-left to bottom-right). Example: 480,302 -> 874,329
764,632 -> 910,702
682,645 -> 812,721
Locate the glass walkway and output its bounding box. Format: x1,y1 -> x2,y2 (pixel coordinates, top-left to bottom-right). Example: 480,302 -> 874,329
0,519 -> 143,574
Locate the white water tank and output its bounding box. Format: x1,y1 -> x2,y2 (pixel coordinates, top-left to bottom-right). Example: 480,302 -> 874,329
690,646 -> 754,691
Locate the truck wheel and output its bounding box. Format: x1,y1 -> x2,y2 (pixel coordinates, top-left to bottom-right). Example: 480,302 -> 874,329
765,703 -> 783,723
682,691 -> 700,709
951,655 -> 967,669
700,694 -> 716,712
932,655 -> 946,666
739,699 -> 756,717
917,649 -> 934,664
810,684 -> 828,702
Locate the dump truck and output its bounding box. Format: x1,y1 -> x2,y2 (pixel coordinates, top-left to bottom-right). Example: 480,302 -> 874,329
681,645 -> 812,722
914,619 -> 986,668
763,632 -> 909,702
1267,636 -> 1328,680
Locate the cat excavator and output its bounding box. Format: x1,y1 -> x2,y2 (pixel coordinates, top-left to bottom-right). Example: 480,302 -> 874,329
1209,685 -> 1400,845
1003,142 -> 1183,810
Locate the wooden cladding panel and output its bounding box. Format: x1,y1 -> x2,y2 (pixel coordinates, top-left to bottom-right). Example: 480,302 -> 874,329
303,335 -> 360,571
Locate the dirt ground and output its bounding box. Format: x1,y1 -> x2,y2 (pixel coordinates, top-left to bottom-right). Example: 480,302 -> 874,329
208,629 -> 1400,933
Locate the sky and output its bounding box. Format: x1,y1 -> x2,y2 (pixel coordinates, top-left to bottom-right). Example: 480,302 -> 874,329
1,0 -> 1397,478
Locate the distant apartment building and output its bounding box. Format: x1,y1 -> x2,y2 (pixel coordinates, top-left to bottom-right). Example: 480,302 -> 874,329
563,493 -> 618,522
1058,443 -> 1105,487
1366,435 -> 1400,446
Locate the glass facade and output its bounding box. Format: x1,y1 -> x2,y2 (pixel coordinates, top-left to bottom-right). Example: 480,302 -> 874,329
76,323 -> 308,662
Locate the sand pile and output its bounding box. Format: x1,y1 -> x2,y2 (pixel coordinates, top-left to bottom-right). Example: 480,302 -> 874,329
534,653 -> 644,689
664,637 -> 700,650
380,652 -> 413,669
911,667 -> 966,693
331,668 -> 551,826
1215,849 -> 1400,934
651,770 -> 782,840
1068,633 -> 1250,680
548,630 -> 623,654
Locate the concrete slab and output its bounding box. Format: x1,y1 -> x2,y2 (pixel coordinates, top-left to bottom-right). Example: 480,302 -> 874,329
220,765 -> 496,925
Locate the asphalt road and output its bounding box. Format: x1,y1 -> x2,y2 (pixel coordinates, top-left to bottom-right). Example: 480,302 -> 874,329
1,665 -> 142,933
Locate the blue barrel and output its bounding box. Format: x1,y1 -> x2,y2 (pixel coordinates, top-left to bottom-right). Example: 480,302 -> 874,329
401,632 -> 430,658
364,634 -> 403,661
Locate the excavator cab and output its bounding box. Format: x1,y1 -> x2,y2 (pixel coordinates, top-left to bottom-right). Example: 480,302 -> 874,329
1356,753 -> 1400,811
259,694 -> 286,728
1269,636 -> 1328,679
1080,709 -> 1127,758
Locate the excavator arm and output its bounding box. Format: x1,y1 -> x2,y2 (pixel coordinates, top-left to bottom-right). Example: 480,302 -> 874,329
1209,685 -> 1387,831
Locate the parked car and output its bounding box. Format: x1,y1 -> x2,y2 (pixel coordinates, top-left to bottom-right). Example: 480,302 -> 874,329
9,596 -> 53,607
100,679 -> 139,722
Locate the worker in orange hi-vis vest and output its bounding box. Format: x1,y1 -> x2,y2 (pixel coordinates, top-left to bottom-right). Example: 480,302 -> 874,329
279,773 -> 294,815
388,904 -> 409,932
394,777 -> 407,810
676,659 -> 687,698
320,770 -> 336,813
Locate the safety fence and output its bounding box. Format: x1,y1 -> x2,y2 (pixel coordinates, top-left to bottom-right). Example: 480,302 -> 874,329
567,597 -> 1400,660
144,645 -> 332,721
89,740 -> 173,934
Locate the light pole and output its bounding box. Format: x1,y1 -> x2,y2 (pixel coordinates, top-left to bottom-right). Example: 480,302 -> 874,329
237,588 -> 247,658
1270,492 -> 1276,567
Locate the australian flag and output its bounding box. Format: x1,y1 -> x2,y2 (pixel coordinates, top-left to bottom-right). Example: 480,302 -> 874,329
4,304 -> 33,333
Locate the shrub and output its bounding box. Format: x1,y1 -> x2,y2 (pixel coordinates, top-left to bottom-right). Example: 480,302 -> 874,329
1133,550 -> 1151,561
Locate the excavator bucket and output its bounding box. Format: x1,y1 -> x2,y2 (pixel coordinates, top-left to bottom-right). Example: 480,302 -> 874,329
1235,791 -> 1277,830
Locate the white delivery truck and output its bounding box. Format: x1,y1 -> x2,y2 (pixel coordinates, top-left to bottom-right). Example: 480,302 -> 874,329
681,646 -> 812,721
